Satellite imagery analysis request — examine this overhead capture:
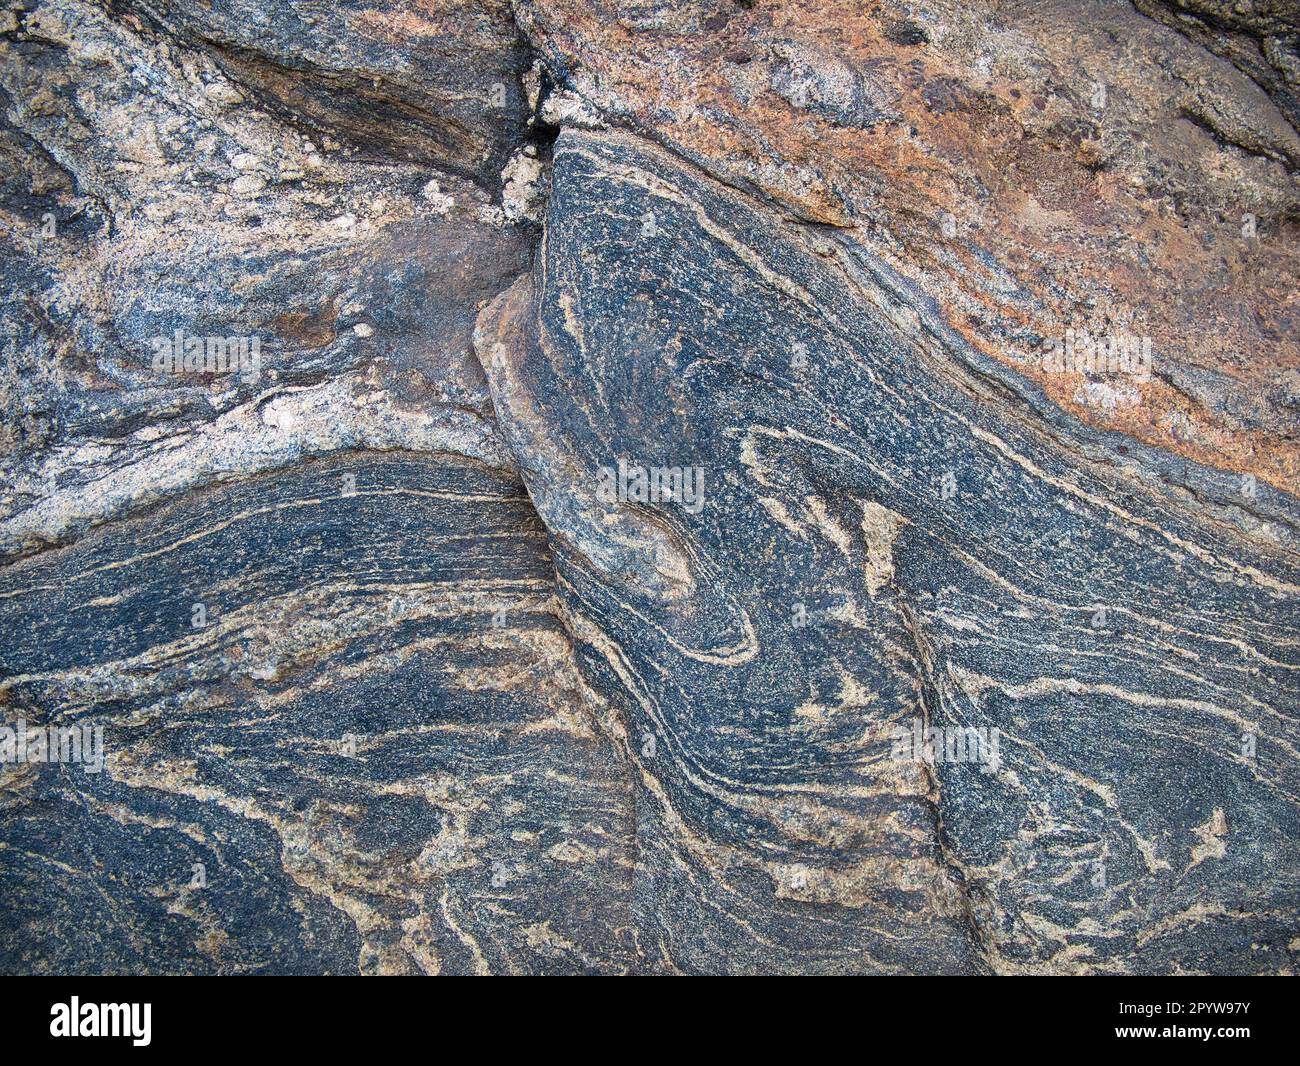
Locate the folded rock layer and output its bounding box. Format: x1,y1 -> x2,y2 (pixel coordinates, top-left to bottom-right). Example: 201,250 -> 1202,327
480,127 -> 1300,973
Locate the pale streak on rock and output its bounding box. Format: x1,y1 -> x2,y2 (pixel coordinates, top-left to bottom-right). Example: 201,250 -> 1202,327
0,377 -> 512,561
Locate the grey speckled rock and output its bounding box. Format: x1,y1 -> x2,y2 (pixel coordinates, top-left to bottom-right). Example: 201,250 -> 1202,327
1,452 -> 635,974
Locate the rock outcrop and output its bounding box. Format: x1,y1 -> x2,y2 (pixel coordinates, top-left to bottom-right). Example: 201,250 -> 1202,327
2,0 -> 1297,974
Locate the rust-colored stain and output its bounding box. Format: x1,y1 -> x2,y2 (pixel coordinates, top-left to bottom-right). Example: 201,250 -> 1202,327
522,0 -> 1300,492
268,300 -> 339,349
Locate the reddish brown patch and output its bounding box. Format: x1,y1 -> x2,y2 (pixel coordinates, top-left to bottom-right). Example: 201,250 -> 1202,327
522,0 -> 1300,493
269,301 -> 338,349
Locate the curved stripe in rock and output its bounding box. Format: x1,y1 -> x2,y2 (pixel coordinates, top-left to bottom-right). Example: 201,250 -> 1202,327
478,126 -> 1299,974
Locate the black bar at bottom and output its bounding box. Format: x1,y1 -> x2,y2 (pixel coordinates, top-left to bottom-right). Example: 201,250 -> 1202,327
0,975 -> 1287,1052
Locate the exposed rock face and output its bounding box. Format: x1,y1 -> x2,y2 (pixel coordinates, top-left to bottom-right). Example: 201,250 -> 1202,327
1,452 -> 636,973
1,1 -> 1296,974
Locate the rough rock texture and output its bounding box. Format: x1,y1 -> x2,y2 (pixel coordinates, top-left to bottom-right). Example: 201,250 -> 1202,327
1,1 -> 1297,974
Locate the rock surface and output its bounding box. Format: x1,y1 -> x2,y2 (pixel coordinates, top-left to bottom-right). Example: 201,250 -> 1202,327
1,1 -> 1297,974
